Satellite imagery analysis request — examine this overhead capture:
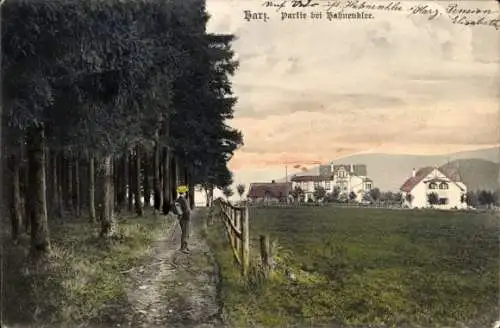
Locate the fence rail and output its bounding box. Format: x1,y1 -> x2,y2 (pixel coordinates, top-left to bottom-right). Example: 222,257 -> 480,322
214,197 -> 250,276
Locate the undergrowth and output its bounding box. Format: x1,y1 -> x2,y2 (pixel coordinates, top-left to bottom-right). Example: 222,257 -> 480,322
2,211 -> 168,327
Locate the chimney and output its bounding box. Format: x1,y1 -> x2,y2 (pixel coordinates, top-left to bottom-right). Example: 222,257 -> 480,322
412,168 -> 416,178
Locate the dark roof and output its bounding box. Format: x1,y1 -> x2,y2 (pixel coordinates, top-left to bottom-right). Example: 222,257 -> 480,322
400,167 -> 434,192
439,165 -> 462,182
331,164 -> 367,177
400,167 -> 462,192
247,182 -> 292,198
332,165 -> 350,173
291,175 -> 331,182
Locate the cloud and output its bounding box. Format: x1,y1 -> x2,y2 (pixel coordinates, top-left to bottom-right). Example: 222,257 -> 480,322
206,0 -> 500,176
230,100 -> 499,166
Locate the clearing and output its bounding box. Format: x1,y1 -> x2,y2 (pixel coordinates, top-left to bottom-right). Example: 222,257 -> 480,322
206,206 -> 499,328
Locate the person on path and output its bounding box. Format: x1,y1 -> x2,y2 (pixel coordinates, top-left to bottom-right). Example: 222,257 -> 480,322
174,185 -> 191,253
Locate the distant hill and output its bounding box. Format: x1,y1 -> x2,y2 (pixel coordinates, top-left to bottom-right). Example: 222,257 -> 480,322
440,159 -> 499,192
279,146 -> 500,192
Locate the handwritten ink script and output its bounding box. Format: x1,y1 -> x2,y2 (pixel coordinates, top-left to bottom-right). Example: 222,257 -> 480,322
243,0 -> 500,30
445,4 -> 499,30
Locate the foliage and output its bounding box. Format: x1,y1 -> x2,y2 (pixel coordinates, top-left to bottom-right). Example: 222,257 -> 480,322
393,192 -> 403,203
405,193 -> 414,204
313,186 -> 326,201
348,191 -> 357,202
290,186 -> 304,202
222,186 -> 234,199
369,187 -> 381,202
427,192 -> 439,205
477,190 -> 496,207
236,184 -> 245,199
1,1 -> 243,324
2,0 -> 242,175
2,0 -> 242,246
331,186 -> 340,201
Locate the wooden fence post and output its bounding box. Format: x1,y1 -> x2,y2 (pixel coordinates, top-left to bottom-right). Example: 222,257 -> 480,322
235,208 -> 240,253
260,234 -> 271,277
241,206 -> 249,276
237,208 -> 245,254
230,207 -> 236,249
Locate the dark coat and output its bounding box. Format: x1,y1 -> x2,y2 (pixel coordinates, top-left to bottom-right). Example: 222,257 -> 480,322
177,195 -> 191,220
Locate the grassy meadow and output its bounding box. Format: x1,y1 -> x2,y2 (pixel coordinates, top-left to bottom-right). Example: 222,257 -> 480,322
2,212 -> 169,327
206,207 -> 499,328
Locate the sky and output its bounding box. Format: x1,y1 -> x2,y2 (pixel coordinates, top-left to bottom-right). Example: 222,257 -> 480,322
196,0 -> 499,202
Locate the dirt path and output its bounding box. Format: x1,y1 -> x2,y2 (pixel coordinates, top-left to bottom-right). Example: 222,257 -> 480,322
120,209 -> 224,328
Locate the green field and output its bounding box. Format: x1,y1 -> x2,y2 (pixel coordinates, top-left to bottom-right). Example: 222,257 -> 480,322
2,213 -> 168,327
207,207 -> 499,328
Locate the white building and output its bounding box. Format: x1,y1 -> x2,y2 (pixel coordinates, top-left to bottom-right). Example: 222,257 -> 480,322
290,164 -> 373,201
400,166 -> 467,210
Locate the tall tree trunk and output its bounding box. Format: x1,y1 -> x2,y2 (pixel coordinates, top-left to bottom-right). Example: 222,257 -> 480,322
8,153 -> 23,243
113,159 -> 120,209
128,151 -> 134,212
162,148 -> 171,214
61,155 -> 68,210
204,185 -> 214,207
134,145 -> 143,216
57,153 -> 64,217
143,153 -> 151,208
153,140 -> 163,213
73,159 -> 81,217
208,186 -> 214,207
114,157 -> 121,212
161,115 -> 171,214
118,155 -> 127,212
23,156 -> 32,234
187,164 -> 195,209
88,154 -> 96,223
171,155 -> 178,200
174,155 -> 179,186
45,148 -> 52,216
67,158 -> 73,214
50,150 -> 61,217
99,155 -> 115,238
170,155 -> 177,205
26,125 -> 51,256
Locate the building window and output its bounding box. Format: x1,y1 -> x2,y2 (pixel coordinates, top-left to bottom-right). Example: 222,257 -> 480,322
325,181 -> 331,190
366,183 -> 372,190
439,198 -> 448,205
429,182 -> 437,189
314,181 -> 320,189
439,182 -> 448,190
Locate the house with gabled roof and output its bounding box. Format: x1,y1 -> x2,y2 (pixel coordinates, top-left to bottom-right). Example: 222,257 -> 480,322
291,164 -> 374,202
247,181 -> 292,204
400,166 -> 467,209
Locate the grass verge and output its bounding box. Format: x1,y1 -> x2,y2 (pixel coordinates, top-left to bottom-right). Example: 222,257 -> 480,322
206,207 -> 499,328
2,211 -> 168,327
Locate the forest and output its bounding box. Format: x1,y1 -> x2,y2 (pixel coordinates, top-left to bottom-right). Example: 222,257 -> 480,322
1,0 -> 242,258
